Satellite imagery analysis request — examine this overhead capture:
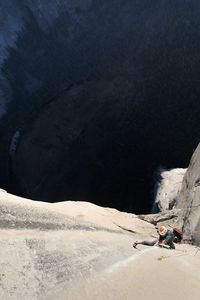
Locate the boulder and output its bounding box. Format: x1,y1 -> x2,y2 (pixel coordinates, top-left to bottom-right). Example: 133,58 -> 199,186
138,208 -> 184,231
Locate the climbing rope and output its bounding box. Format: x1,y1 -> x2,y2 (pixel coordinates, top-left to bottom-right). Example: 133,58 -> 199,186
157,247 -> 200,261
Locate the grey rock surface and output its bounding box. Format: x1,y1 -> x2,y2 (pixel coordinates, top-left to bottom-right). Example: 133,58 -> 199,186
56,244 -> 200,300
0,191 -> 156,299
0,191 -> 200,300
176,143 -> 200,245
0,229 -> 135,300
139,208 -> 184,230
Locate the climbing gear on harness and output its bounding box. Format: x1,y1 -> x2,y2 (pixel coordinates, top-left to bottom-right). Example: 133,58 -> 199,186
168,224 -> 183,243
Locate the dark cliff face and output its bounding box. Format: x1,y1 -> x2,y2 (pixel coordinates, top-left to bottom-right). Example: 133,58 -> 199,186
1,1 -> 200,213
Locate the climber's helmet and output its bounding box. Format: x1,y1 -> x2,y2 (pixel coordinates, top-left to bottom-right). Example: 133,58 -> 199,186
159,226 -> 167,236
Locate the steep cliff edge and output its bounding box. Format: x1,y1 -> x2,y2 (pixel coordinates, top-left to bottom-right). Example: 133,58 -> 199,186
0,190 -> 157,299
0,190 -> 200,300
176,143 -> 200,245
1,1 -> 200,212
146,143 -> 200,246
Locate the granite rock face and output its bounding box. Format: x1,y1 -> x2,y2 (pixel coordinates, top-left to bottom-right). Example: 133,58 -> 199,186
0,190 -> 157,299
1,190 -> 200,300
150,144 -> 200,245
139,208 -> 183,230
153,167 -> 187,212
176,143 -> 200,245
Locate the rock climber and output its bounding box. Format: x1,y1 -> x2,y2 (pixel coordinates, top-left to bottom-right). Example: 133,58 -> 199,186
133,226 -> 175,249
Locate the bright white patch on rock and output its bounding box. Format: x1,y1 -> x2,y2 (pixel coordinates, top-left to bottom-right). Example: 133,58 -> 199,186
102,247 -> 156,278
152,166 -> 186,212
